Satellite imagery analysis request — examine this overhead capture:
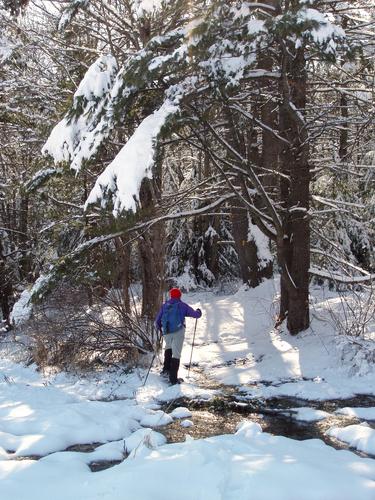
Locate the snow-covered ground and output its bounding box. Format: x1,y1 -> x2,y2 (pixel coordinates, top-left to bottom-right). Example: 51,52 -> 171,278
0,279 -> 374,499
182,280 -> 374,399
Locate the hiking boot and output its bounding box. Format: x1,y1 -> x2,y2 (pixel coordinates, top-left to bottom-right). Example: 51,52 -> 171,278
161,348 -> 172,377
169,357 -> 183,385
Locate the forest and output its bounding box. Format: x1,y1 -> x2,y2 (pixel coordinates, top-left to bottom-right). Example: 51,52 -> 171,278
0,1 -> 375,498
1,0 -> 374,356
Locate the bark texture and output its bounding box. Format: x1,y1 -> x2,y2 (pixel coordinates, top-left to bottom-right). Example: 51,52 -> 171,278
278,31 -> 310,334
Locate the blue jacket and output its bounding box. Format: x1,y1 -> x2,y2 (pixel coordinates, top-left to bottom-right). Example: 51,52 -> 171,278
155,298 -> 202,330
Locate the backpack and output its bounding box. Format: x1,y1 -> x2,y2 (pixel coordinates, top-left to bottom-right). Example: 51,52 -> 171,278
161,302 -> 183,334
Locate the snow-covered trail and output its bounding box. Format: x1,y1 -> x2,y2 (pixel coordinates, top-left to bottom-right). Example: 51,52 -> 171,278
182,280 -> 375,400
0,280 -> 374,499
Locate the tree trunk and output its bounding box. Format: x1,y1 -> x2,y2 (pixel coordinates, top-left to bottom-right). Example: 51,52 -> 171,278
339,92 -> 348,160
225,105 -> 273,287
18,192 -> 31,280
192,149 -> 220,285
113,237 -> 131,312
231,205 -> 272,287
0,236 -> 12,329
138,176 -> 165,320
278,32 -> 310,334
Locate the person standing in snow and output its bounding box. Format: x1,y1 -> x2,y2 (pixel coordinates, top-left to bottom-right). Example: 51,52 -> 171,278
155,288 -> 202,385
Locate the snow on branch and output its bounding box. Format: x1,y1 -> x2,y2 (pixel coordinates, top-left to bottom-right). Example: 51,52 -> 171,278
0,34 -> 16,64
29,231 -> 125,303
309,267 -> 375,285
58,0 -> 90,31
42,29 -> 187,175
85,99 -> 180,215
134,0 -> 169,16
295,7 -> 346,56
24,167 -> 61,193
311,249 -> 372,276
28,191 -> 234,302
42,54 -> 120,171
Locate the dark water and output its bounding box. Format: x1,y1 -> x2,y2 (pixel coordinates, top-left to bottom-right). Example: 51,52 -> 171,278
159,393 -> 375,460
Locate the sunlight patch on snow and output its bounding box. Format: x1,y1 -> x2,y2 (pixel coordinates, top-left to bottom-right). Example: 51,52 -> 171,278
6,404 -> 34,419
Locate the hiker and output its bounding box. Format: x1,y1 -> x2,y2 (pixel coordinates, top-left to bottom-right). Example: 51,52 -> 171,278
155,288 -> 202,385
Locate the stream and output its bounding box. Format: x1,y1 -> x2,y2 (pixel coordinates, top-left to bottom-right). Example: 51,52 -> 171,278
159,391 -> 375,459
88,391 -> 375,472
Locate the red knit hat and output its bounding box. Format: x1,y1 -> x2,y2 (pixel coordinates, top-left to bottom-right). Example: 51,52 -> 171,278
169,287 -> 182,299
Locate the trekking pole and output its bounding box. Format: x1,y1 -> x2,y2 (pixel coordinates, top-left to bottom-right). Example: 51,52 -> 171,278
187,318 -> 198,379
142,351 -> 156,387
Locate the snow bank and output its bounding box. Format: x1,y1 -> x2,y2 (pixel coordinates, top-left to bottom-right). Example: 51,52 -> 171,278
336,408 -> 375,421
139,410 -> 173,427
1,420 -> 374,500
0,398 -> 144,457
327,423 -> 375,456
123,428 -> 166,454
0,358 -> 173,457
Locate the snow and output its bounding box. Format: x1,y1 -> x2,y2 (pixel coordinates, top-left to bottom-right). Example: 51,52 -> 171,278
296,7 -> 346,55
176,280 -> 375,400
336,408 -> 375,421
174,263 -> 199,291
180,419 -> 194,428
247,19 -> 266,35
0,395 -> 153,457
0,413 -> 374,499
25,167 -> 59,193
139,410 -> 173,427
199,25 -> 262,88
248,217 -> 272,269
75,55 -> 117,101
0,358 -> 174,458
1,282 -> 375,498
85,99 -> 180,214
123,428 -> 166,453
170,407 -> 192,419
200,51 -> 253,88
327,424 -> 375,456
42,54 -> 120,172
309,266 -> 375,284
10,289 -> 32,326
0,35 -> 15,64
278,407 -> 331,422
29,272 -> 54,301
58,0 -> 89,31
134,0 -> 165,15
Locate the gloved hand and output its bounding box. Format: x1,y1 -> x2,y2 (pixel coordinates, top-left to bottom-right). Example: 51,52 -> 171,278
196,308 -> 202,316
